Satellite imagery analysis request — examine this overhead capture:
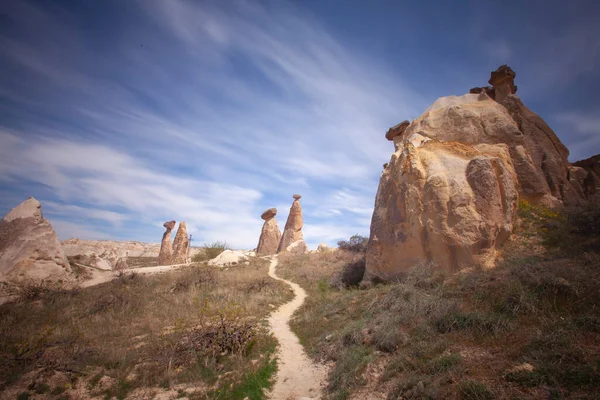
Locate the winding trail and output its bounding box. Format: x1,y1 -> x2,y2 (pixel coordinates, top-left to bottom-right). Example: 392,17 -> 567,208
267,256 -> 326,400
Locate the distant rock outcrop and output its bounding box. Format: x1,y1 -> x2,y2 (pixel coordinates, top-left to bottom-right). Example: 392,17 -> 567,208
62,239 -> 160,258
172,221 -> 189,264
256,208 -> 282,256
157,220 -> 176,265
0,197 -> 72,282
366,65 -> 595,280
277,195 -> 304,253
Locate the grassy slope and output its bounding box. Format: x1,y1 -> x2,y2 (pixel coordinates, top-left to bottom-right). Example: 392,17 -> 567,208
0,258 -> 293,400
277,204 -> 600,400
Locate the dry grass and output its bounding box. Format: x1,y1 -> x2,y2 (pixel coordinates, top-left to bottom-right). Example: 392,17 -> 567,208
277,209 -> 600,399
0,257 -> 293,399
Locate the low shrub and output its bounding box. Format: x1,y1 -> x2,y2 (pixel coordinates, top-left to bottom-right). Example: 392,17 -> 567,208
191,241 -> 231,262
458,380 -> 494,400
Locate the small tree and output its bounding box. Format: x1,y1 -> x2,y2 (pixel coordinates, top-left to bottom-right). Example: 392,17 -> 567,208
337,234 -> 368,253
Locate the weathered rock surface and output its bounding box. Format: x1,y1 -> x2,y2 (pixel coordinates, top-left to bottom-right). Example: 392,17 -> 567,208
277,195 -> 304,253
0,197 -> 72,282
285,240 -> 309,255
261,207 -> 277,220
207,250 -> 255,267
385,120 -> 410,141
157,221 -> 176,265
256,208 -> 281,256
172,222 -> 189,264
366,65 -> 593,279
366,133 -> 519,280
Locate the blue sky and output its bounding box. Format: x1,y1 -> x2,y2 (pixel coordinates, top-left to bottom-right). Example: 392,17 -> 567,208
1,0 -> 599,249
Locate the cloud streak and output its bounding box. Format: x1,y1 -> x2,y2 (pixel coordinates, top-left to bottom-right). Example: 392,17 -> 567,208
0,0 -> 422,248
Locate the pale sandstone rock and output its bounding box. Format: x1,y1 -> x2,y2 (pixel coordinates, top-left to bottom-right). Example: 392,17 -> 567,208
0,197 -> 72,282
399,89 -> 582,207
207,250 -> 255,267
81,253 -> 112,271
317,243 -> 331,253
277,195 -> 304,253
365,135 -> 519,280
61,239 -> 203,259
157,220 -> 175,265
285,240 -> 309,255
256,208 -> 281,256
172,222 -> 189,264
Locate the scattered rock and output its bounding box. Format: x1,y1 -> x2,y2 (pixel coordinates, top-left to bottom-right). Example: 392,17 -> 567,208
257,208 -> 282,256
172,221 -> 189,264
157,221 -> 175,265
506,363 -> 535,375
278,195 -> 304,253
0,197 -> 73,282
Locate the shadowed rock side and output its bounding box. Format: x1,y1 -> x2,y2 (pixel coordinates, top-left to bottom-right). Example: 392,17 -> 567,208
571,154 -> 600,199
277,195 -> 304,253
157,220 -> 175,265
172,221 -> 189,264
256,208 -> 281,256
0,197 -> 72,282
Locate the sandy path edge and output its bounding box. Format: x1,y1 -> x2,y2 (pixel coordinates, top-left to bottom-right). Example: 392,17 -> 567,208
267,256 -> 326,400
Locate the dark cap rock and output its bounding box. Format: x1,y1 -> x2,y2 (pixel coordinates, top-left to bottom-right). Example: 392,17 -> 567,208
163,220 -> 176,230
261,208 -> 277,220
385,120 -> 410,141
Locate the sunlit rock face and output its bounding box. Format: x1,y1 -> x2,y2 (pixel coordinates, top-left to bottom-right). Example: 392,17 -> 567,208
277,195 -> 304,253
365,65 -> 592,280
172,221 -> 189,264
256,208 -> 281,256
0,197 -> 73,282
157,220 -> 176,265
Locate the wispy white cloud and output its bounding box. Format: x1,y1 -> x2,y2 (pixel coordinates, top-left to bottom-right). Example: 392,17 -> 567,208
0,0 -> 423,248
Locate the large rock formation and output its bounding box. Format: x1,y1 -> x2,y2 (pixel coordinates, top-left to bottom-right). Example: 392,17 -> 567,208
256,208 -> 282,256
157,220 -> 176,265
472,65 -> 583,207
172,221 -> 189,264
277,194 -> 304,253
366,65 -> 593,280
0,197 -> 72,282
571,154 -> 600,199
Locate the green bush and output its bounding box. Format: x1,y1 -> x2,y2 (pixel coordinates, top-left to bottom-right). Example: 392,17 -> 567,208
337,234 -> 368,253
191,241 -> 230,262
